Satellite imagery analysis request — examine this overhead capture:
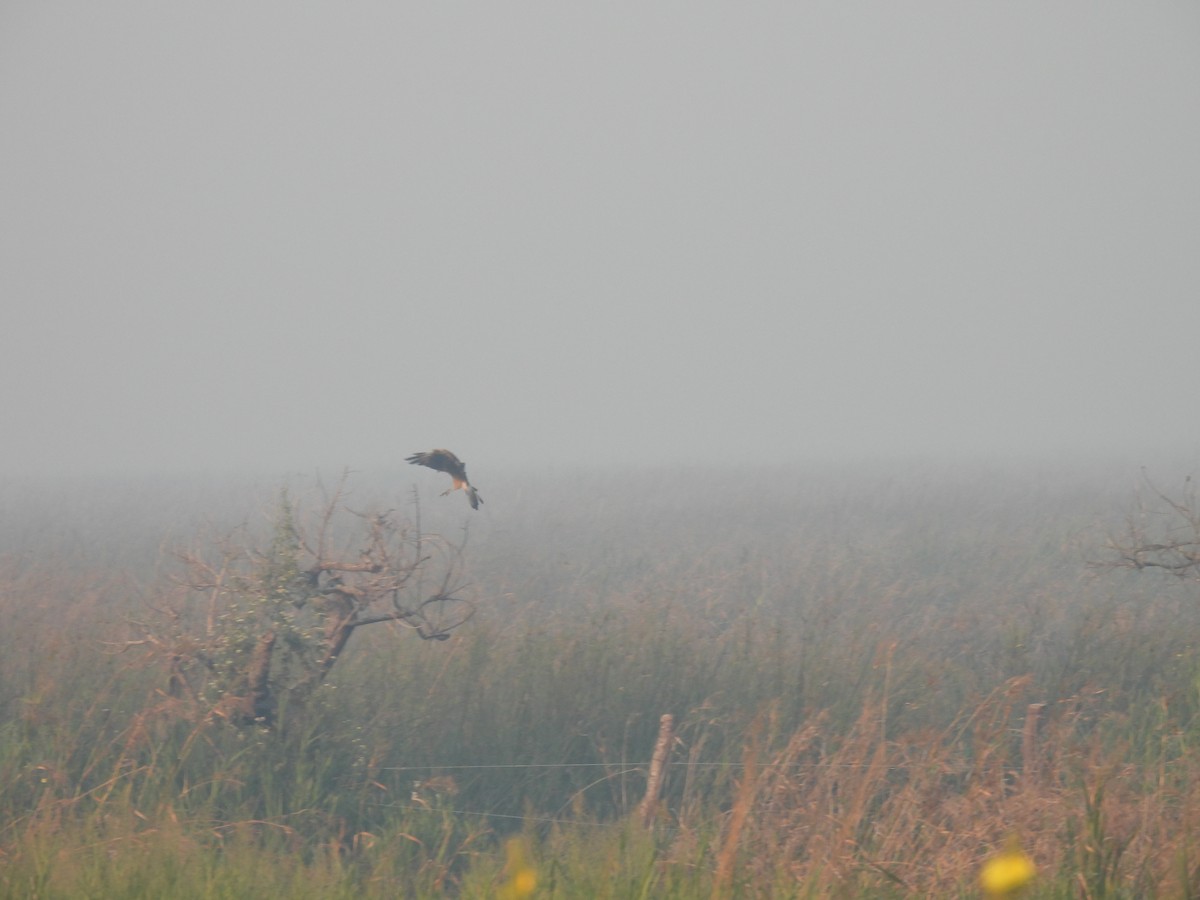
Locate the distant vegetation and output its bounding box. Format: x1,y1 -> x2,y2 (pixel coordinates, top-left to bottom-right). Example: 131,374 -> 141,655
2,460 -> 1199,897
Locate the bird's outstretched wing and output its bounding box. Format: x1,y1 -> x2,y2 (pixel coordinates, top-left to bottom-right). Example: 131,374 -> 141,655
406,448 -> 468,481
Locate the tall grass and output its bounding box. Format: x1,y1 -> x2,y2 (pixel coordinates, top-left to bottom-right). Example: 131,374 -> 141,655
3,459 -> 1200,896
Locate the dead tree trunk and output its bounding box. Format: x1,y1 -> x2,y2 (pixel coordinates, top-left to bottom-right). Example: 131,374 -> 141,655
221,630 -> 276,726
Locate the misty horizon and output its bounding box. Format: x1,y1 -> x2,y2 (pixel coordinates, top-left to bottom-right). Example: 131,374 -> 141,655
3,4 -> 1198,478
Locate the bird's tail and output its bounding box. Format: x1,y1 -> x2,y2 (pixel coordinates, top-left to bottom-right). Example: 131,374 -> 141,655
466,485 -> 483,510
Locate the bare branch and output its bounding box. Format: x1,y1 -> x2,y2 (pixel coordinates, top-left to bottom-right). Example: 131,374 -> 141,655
1095,472 -> 1200,581
129,473 -> 476,729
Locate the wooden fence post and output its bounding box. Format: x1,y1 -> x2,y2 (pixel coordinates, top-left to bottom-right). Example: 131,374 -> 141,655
638,714 -> 674,827
1021,702 -> 1046,786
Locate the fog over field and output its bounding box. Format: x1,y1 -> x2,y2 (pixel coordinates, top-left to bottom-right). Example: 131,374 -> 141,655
6,10 -> 1200,891
2,4 -> 1199,479
5,449 -> 1200,893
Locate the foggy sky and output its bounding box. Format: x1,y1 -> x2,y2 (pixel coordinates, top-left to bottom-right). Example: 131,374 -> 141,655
2,4 -> 1198,477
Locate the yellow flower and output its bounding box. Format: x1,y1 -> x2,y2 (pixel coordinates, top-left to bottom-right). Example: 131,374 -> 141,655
980,839 -> 1036,897
498,836 -> 538,899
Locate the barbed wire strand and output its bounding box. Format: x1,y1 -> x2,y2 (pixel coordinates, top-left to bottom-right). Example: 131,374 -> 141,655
379,760 -> 925,772
366,801 -> 619,829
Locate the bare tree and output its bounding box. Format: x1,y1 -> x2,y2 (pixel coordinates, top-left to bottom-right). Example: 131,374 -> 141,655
1098,473 -> 1200,581
129,473 -> 474,727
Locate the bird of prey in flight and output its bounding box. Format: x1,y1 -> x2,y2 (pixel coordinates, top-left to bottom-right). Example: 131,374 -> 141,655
406,449 -> 483,510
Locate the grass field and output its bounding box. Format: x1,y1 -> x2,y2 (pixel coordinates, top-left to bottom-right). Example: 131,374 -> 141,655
2,458 -> 1199,897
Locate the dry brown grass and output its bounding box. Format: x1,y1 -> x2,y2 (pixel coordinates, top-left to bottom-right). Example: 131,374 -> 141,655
676,675 -> 1200,897
5,462 -> 1200,897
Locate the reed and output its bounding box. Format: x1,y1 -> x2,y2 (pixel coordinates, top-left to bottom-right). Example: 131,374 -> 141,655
2,460 -> 1199,896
